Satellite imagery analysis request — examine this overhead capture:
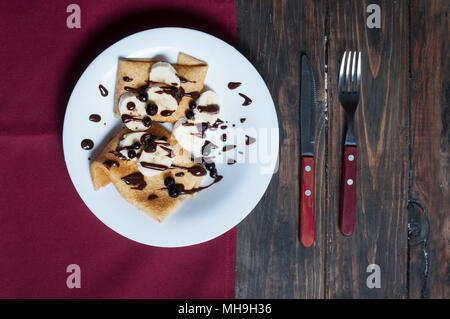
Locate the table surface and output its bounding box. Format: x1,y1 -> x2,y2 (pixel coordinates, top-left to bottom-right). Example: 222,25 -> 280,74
234,0 -> 448,298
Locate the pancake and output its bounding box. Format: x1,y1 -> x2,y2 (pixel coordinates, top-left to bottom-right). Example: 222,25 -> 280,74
90,123 -> 204,222
114,53 -> 208,123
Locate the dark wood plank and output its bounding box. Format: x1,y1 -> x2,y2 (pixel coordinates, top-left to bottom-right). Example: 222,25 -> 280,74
326,0 -> 409,298
235,0 -> 327,298
409,0 -> 449,299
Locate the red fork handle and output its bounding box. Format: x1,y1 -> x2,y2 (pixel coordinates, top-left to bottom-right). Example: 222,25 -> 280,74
340,145 -> 357,236
300,156 -> 315,247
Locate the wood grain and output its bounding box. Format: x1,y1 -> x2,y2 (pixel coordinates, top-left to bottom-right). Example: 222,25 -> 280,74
234,0 -> 448,298
326,0 -> 409,299
409,0 -> 449,299
235,0 -> 327,298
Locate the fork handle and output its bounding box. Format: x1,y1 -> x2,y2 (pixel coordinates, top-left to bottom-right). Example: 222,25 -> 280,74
340,145 -> 357,236
300,156 -> 315,247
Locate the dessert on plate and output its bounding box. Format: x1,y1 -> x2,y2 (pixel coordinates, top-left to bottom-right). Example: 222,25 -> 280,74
90,53 -> 222,222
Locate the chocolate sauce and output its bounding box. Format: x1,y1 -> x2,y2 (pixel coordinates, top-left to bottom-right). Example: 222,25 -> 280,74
227,159 -> 237,165
245,135 -> 256,145
99,85 -> 108,97
221,134 -> 227,142
239,93 -> 252,106
108,151 -> 127,160
171,164 -> 207,177
220,125 -> 228,130
140,162 -> 206,177
208,118 -> 224,131
228,82 -> 242,90
123,76 -> 133,82
89,114 -> 101,122
140,162 -> 168,171
179,76 -> 196,84
121,172 -> 147,190
197,104 -> 220,114
175,172 -> 185,177
148,194 -> 158,200
240,118 -> 246,123
222,145 -> 236,152
162,176 -> 223,195
126,102 -> 136,110
202,140 -> 218,156
160,145 -> 175,158
121,114 -> 142,123
161,110 -> 175,117
103,159 -> 119,169
81,139 -> 94,150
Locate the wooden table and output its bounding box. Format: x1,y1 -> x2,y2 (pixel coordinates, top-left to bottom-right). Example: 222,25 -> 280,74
234,0 -> 448,298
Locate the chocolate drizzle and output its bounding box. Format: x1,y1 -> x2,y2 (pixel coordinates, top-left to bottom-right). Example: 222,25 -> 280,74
197,104 -> 220,114
227,159 -> 237,165
103,160 -> 119,169
239,93 -> 252,106
222,145 -> 237,152
99,85 -> 108,97
109,151 -> 127,160
89,114 -> 101,122
81,139 -> 94,150
171,164 -> 207,177
179,76 -> 196,84
245,135 -> 256,145
121,172 -> 146,190
126,102 -> 135,110
161,176 -> 223,195
123,76 -> 133,82
228,82 -> 242,90
161,110 -> 175,117
208,118 -> 224,131
148,194 -> 158,200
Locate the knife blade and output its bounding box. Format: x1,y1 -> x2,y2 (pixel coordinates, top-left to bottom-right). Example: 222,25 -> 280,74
299,54 -> 316,247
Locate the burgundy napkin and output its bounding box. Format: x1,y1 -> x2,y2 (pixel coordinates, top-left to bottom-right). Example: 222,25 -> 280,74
0,0 -> 236,298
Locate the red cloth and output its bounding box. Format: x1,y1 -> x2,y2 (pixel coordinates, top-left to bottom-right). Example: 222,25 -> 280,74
0,0 -> 236,298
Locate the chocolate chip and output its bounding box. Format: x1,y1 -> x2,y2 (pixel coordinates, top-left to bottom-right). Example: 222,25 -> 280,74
138,93 -> 148,102
189,101 -> 197,109
146,103 -> 158,116
168,185 -> 179,198
132,142 -> 141,150
128,150 -> 136,159
185,110 -> 195,119
143,117 -> 152,127
164,176 -> 175,187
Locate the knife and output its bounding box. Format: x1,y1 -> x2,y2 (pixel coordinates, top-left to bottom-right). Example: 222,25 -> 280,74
299,54 -> 316,247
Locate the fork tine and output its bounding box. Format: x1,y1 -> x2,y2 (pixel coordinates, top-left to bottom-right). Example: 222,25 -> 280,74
338,51 -> 347,92
345,51 -> 352,92
351,51 -> 357,92
356,52 -> 361,92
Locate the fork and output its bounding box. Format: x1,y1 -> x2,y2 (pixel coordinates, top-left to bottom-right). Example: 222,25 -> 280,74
338,51 -> 361,236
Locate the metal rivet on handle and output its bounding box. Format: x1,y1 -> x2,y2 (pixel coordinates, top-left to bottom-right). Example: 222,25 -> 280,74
305,165 -> 311,172
305,190 -> 311,196
348,154 -> 354,161
347,179 -> 354,185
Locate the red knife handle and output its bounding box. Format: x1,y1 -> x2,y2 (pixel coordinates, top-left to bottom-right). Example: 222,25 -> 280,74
300,156 -> 315,247
340,145 -> 357,236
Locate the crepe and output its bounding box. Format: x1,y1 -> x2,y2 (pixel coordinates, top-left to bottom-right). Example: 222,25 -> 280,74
90,124 -> 204,222
114,53 -> 208,123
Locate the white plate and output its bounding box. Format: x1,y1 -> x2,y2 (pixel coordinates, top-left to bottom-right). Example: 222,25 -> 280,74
63,28 -> 279,247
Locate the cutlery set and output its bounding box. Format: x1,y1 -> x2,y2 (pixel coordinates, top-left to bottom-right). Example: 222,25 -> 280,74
299,51 -> 362,247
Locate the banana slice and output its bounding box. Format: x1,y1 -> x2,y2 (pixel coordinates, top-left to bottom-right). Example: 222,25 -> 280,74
146,83 -> 179,117
117,132 -> 146,160
137,140 -> 175,177
193,90 -> 220,124
172,117 -> 206,155
149,62 -> 180,87
118,92 -> 149,131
